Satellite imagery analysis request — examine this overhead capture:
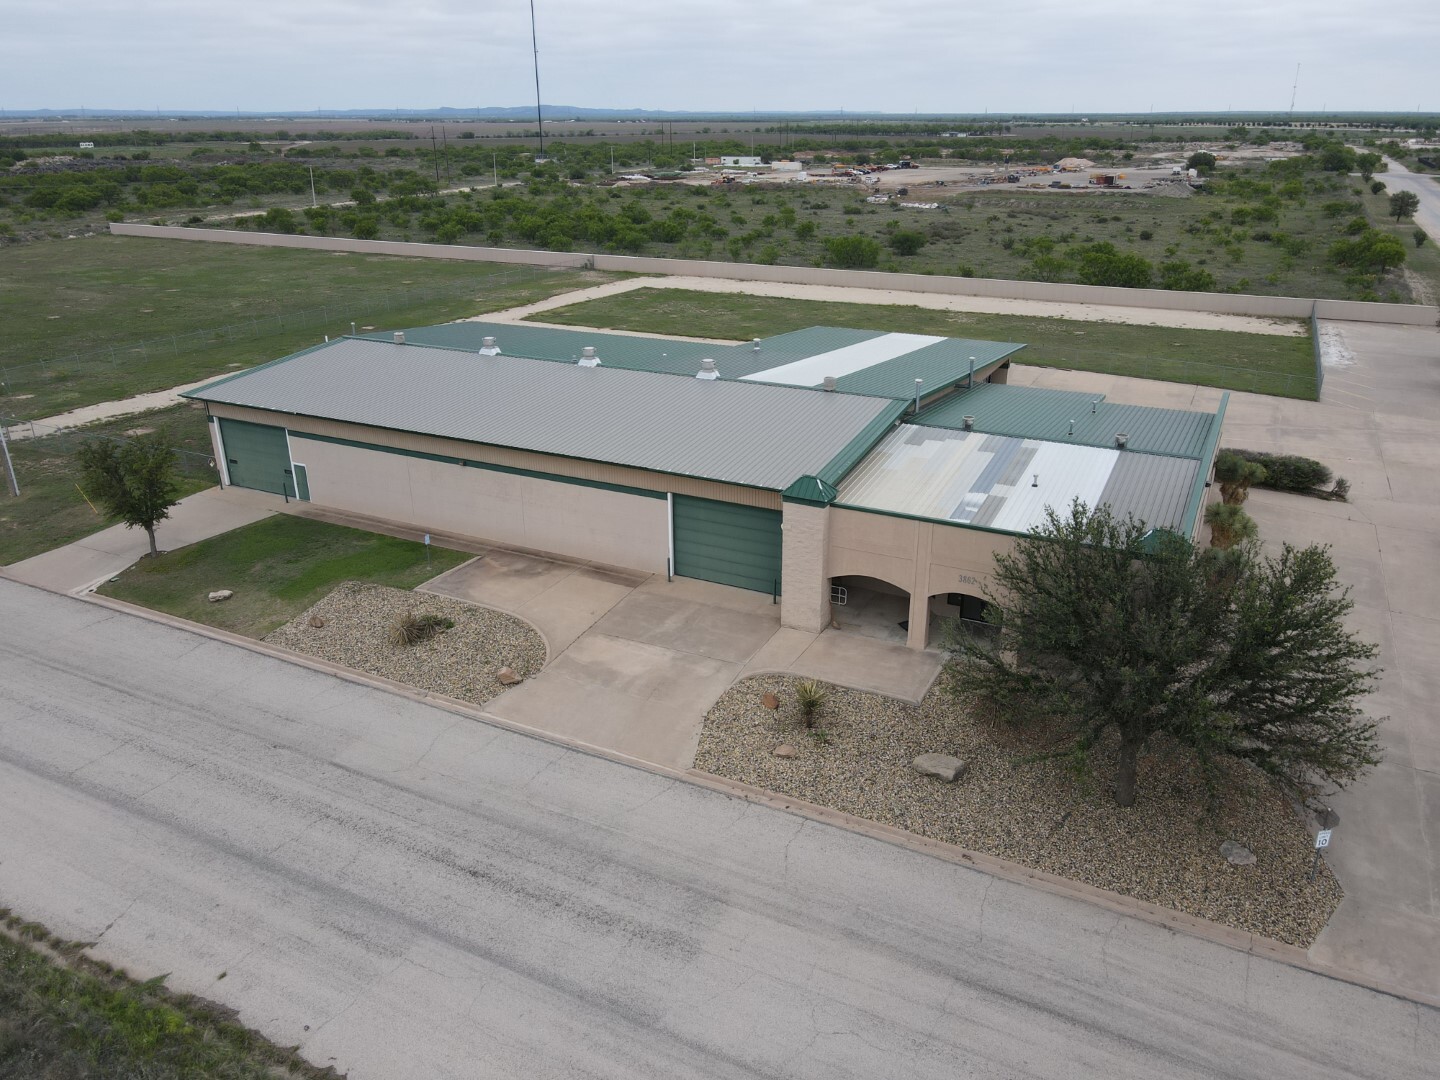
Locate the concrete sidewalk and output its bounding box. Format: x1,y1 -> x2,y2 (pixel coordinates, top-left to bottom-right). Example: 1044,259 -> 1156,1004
2,486 -> 274,595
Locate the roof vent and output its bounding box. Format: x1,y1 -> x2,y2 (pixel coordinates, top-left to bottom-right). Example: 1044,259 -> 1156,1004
578,345 -> 602,368
1068,420 -> 1075,436
822,375 -> 837,392
696,358 -> 719,380
1115,433 -> 1129,449
1092,399 -> 1100,413
752,338 -> 762,352
962,415 -> 975,431
393,331 -> 405,345
479,336 -> 501,356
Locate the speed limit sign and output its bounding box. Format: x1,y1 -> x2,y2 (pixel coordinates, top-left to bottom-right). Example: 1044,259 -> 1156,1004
1315,829 -> 1333,849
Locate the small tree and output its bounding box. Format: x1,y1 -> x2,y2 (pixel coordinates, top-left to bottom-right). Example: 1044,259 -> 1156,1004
1204,502 -> 1258,549
76,433 -> 181,558
1186,151 -> 1217,174
1369,180 -> 1386,195
1390,190 -> 1420,222
889,229 -> 927,256
1416,227 -> 1429,249
1355,151 -> 1383,181
823,234 -> 882,269
1213,450 -> 1266,505
946,502 -> 1381,807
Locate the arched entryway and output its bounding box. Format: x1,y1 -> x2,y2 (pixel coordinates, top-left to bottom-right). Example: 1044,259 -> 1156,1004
828,575 -> 912,645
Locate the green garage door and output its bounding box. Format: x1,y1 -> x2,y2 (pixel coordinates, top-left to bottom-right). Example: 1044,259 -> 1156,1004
672,495 -> 782,594
219,418 -> 293,496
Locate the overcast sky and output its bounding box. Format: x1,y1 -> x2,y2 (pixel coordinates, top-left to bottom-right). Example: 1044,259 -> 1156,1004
4,0 -> 1436,114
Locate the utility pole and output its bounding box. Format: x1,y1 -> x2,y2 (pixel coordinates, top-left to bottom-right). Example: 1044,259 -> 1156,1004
529,0 -> 545,158
308,166 -> 317,207
430,125 -> 441,190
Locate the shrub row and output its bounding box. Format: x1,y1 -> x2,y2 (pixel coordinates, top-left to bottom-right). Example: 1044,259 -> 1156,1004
1220,448 -> 1333,492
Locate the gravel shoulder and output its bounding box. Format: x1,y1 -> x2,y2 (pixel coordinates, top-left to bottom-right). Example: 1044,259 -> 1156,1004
695,674 -> 1342,947
265,582 -> 545,708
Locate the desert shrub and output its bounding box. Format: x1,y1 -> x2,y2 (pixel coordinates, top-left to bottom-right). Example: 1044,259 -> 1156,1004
389,611 -> 455,646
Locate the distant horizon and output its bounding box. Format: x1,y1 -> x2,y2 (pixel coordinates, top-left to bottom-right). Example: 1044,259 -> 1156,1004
4,106 -> 1438,122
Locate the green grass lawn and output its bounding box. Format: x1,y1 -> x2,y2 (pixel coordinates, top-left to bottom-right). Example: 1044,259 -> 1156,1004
0,918 -> 333,1080
0,235 -> 612,419
0,404 -> 215,566
532,288 -> 1319,398
99,514 -> 469,637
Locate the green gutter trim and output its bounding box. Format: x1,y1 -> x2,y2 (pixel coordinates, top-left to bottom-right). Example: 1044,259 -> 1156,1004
1179,392 -> 1229,539
816,399 -> 910,487
289,430 -> 668,500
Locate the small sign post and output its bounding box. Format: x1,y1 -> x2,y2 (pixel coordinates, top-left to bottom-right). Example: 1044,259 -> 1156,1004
423,532 -> 431,568
1309,829 -> 1332,882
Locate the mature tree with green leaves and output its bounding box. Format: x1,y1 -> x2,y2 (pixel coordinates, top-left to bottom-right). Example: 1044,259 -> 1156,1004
1355,152 -> 1384,181
1330,229 -> 1407,274
76,434 -> 180,558
946,502 -> 1381,808
1390,190 -> 1420,222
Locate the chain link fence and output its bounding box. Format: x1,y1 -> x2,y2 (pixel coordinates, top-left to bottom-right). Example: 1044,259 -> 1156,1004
0,265 -> 555,400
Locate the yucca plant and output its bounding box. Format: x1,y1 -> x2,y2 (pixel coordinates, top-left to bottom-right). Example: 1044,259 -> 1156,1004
794,678 -> 827,728
389,611 -> 454,646
1205,503 -> 1258,550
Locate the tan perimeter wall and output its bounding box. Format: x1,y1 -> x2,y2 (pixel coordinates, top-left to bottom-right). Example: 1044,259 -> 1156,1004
111,223 -> 1440,326
289,432 -> 670,574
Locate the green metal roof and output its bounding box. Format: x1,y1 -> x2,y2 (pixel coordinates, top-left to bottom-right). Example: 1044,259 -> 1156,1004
369,321 -> 723,377
915,383 -> 1216,459
371,323 -> 1023,403
834,337 -> 1026,400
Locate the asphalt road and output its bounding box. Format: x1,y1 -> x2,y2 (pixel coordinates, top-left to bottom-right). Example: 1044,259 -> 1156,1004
1,579 -> 1435,1079
1381,158 -> 1440,244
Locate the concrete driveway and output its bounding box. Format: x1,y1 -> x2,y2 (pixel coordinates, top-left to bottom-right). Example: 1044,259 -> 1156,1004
422,554 -> 781,768
422,551 -> 943,769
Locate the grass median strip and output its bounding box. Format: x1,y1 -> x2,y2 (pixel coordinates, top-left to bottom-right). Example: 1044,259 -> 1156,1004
532,288 -> 1318,398
99,515 -> 469,638
0,913 -> 336,1080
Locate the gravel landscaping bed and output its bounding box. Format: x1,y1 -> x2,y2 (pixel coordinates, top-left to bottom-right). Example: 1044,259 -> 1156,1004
696,674 -> 1342,947
265,582 -> 546,707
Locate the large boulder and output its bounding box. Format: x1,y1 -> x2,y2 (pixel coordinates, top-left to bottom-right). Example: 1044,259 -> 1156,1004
912,754 -> 967,783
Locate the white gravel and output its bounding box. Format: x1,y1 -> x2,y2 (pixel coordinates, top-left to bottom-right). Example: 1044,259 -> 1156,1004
265,582 -> 545,707
696,674 -> 1342,947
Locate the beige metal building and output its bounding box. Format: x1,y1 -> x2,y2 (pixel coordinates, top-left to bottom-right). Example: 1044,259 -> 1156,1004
188,321 -> 1224,650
